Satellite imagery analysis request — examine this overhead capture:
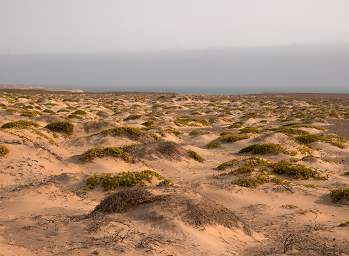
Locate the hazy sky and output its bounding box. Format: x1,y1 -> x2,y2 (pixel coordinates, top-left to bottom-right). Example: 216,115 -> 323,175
1,0 -> 349,54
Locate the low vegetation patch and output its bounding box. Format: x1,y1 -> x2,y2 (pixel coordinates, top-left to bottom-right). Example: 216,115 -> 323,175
234,172 -> 270,188
239,127 -> 260,134
0,145 -> 9,157
101,127 -> 146,140
207,133 -> 249,149
272,162 -> 323,180
187,150 -> 204,162
45,121 -> 74,135
272,127 -> 310,136
330,187 -> 349,203
216,157 -> 271,171
85,170 -> 172,190
81,147 -> 130,162
175,117 -> 209,127
71,110 -> 87,116
1,120 -> 38,129
239,143 -> 287,155
295,134 -> 347,148
91,187 -> 166,214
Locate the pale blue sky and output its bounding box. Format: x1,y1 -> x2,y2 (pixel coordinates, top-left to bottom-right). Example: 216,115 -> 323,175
1,0 -> 349,54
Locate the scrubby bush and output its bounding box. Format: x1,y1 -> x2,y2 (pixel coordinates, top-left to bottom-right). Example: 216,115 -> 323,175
20,110 -> 40,117
239,127 -> 260,134
175,117 -> 209,127
45,121 -> 74,135
0,145 -> 9,157
330,187 -> 349,202
234,173 -> 270,188
85,170 -> 172,190
207,134 -> 249,149
272,162 -> 322,179
187,150 -> 204,162
101,127 -> 143,139
1,120 -> 38,129
71,110 -> 87,115
81,147 -> 130,162
239,143 -> 286,155
295,134 -> 347,148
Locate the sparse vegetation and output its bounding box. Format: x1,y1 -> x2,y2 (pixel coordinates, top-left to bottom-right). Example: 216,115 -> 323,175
1,120 -> 38,129
207,133 -> 249,148
0,145 -> 9,157
101,126 -> 143,139
272,161 -> 323,179
45,121 -> 74,134
239,143 -> 287,155
187,150 -> 204,162
81,147 -> 130,162
234,172 -> 270,188
295,134 -> 347,148
239,127 -> 260,134
330,187 -> 349,202
175,117 -> 209,127
85,170 -> 173,190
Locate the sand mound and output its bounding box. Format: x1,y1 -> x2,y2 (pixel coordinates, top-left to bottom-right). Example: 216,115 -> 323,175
91,187 -> 166,214
90,187 -> 251,233
124,141 -> 188,161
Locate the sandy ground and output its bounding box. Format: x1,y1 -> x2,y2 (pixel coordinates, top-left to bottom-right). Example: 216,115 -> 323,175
0,90 -> 349,255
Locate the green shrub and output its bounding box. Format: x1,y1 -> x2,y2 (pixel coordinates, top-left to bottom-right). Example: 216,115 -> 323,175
207,134 -> 249,149
228,122 -> 243,128
272,162 -> 321,179
272,127 -> 310,136
0,145 -> 9,157
234,173 -> 270,188
175,117 -> 209,127
239,143 -> 286,155
101,127 -> 143,139
21,110 -> 40,117
239,127 -> 260,134
81,147 -> 130,162
295,134 -> 347,148
85,170 -> 173,190
1,120 -> 38,129
189,129 -> 208,136
45,121 -> 74,135
187,150 -> 204,162
330,188 -> 349,202
142,120 -> 155,128
71,110 -> 87,115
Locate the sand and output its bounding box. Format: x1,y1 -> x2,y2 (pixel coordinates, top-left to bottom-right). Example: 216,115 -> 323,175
0,90 -> 348,255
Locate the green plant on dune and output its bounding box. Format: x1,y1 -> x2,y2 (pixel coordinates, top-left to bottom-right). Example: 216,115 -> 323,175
187,150 -> 204,162
175,117 -> 209,127
71,110 -> 87,115
0,145 -> 9,157
207,134 -> 249,149
45,121 -> 74,135
101,126 -> 143,139
81,147 -> 131,162
295,134 -> 347,148
272,161 -> 323,180
239,143 -> 288,155
330,187 -> 349,202
85,170 -> 173,190
1,120 -> 38,129
239,127 -> 260,134
234,172 -> 270,188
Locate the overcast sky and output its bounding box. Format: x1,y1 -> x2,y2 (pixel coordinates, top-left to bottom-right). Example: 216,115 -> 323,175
1,0 -> 349,54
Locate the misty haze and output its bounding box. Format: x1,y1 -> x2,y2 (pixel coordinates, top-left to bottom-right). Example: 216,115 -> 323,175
1,45 -> 349,93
